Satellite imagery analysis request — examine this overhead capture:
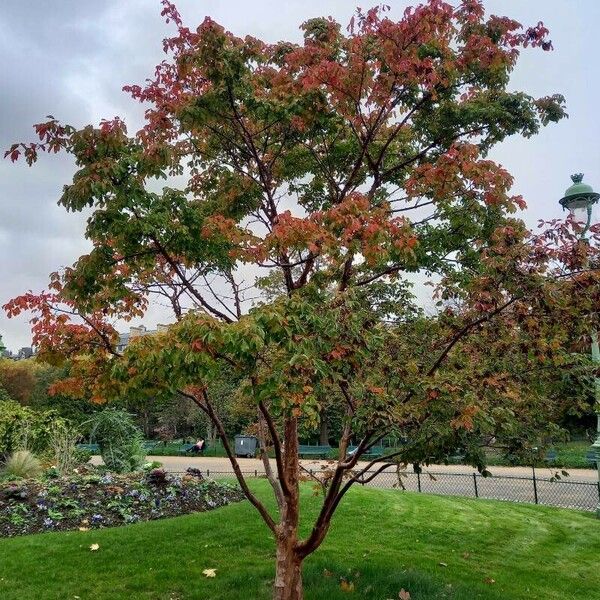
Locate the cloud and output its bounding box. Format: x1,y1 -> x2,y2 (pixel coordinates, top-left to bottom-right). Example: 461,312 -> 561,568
1,0 -> 599,349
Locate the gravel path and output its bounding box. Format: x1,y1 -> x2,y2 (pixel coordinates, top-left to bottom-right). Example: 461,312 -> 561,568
88,455 -> 599,511
143,455 -> 598,482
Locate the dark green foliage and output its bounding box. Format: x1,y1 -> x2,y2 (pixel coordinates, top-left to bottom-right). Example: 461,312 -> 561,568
0,385 -> 11,403
87,408 -> 145,473
0,399 -> 66,458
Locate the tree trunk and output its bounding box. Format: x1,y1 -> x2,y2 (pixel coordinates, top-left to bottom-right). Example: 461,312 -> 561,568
274,535 -> 303,600
273,416 -> 303,599
318,412 -> 329,446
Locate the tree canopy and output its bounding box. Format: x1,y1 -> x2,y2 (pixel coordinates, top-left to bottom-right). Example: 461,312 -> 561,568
5,2 -> 600,598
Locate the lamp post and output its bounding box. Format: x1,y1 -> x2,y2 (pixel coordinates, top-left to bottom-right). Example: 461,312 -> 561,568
559,173 -> 600,516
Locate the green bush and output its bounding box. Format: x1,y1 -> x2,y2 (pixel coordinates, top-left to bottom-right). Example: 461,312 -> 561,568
2,450 -> 42,479
0,399 -> 66,458
0,385 -> 12,403
87,408 -> 146,473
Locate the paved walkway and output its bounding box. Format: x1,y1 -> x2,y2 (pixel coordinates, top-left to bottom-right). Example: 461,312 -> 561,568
89,455 -> 599,511
143,455 -> 598,482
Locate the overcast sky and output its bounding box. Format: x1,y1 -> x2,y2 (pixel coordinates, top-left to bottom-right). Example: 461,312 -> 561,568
1,0 -> 599,351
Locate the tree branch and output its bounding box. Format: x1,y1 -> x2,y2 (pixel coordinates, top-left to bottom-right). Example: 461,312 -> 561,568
179,388 -> 277,533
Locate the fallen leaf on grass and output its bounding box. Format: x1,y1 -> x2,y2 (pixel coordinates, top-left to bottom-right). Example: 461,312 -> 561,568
340,579 -> 354,592
89,544 -> 100,551
323,569 -> 334,578
202,569 -> 217,578
399,589 -> 411,600
438,562 -> 447,567
484,577 -> 496,584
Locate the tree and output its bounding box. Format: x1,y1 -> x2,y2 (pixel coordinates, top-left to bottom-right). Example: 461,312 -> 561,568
0,359 -> 37,405
5,2 -> 599,598
0,359 -> 96,427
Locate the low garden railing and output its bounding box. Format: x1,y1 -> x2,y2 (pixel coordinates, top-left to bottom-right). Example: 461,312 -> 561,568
171,467 -> 600,513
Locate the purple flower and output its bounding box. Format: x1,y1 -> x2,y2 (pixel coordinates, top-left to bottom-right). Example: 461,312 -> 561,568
43,518 -> 54,528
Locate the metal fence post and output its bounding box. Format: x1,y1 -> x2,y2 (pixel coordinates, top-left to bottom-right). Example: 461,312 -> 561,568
532,465 -> 539,504
207,469 -> 210,478
473,473 -> 479,498
417,471 -> 422,492
254,469 -> 257,477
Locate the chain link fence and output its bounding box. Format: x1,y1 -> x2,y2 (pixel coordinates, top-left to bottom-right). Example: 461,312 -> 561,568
174,467 -> 599,512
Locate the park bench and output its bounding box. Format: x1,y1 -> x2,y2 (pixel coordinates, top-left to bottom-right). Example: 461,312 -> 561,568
298,445 -> 331,458
143,440 -> 160,451
347,445 -> 385,460
77,443 -> 100,453
77,441 -> 164,454
449,452 -> 466,463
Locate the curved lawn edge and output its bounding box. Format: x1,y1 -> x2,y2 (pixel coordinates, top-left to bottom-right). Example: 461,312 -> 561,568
0,470 -> 244,538
0,481 -> 598,599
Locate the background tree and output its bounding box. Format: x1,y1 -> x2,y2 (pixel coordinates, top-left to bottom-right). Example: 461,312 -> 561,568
0,359 -> 97,428
0,359 -> 37,405
5,2 -> 598,598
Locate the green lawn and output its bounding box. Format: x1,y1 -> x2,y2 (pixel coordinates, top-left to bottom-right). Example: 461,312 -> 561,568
1,480 -> 598,599
553,441 -> 594,469
144,439 -> 228,457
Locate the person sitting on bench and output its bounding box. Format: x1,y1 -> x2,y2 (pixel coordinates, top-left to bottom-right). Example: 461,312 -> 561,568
187,438 -> 206,454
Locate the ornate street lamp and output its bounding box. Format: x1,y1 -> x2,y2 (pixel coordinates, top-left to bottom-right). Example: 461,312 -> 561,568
559,173 -> 600,232
559,173 -> 600,516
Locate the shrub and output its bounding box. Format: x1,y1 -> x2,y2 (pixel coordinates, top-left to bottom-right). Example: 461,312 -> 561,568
0,399 -> 66,458
87,408 -> 145,473
2,450 -> 42,479
47,423 -> 82,476
0,385 -> 12,403
145,468 -> 169,487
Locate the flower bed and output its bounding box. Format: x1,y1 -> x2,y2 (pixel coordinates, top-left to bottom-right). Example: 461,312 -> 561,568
0,467 -> 244,537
